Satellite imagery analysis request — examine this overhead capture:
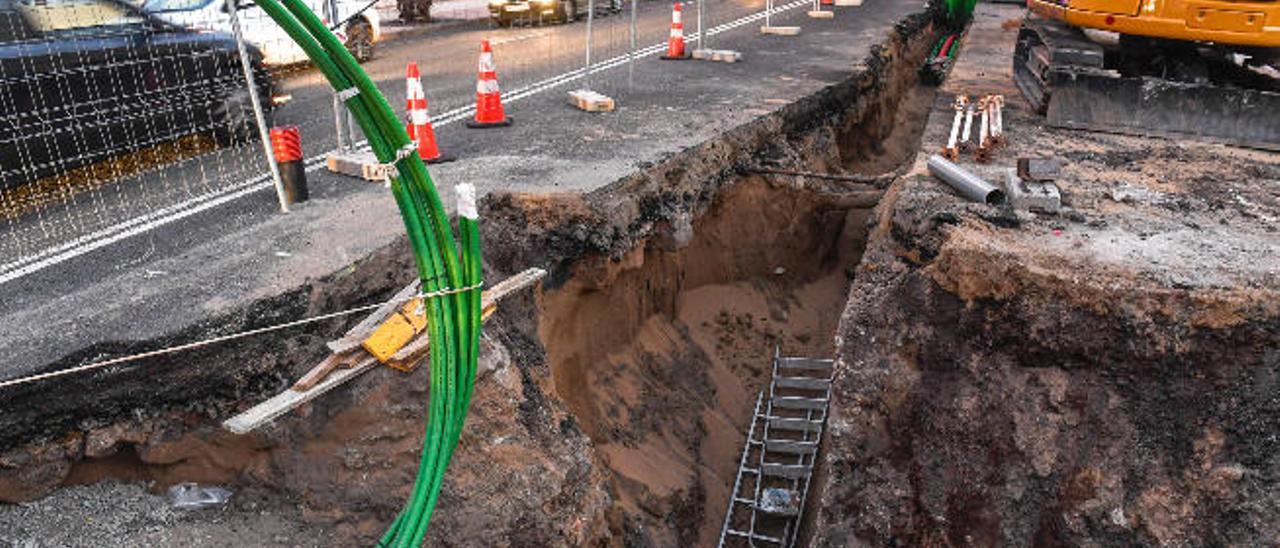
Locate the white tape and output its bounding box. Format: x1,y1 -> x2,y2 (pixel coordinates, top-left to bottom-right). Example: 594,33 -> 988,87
457,183 -> 478,219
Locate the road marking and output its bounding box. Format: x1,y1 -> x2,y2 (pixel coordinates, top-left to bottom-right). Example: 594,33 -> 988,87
0,0 -> 809,286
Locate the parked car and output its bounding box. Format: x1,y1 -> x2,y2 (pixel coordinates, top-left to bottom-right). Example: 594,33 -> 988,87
144,0 -> 382,64
0,0 -> 275,189
487,0 -> 589,27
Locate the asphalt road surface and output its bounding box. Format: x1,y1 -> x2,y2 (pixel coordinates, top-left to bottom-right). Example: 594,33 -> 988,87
0,0 -> 763,276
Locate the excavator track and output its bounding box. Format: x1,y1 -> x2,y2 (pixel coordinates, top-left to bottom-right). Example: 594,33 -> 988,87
1012,17 -> 1280,151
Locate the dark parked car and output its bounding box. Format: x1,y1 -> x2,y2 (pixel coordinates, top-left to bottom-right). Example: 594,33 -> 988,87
0,0 -> 275,189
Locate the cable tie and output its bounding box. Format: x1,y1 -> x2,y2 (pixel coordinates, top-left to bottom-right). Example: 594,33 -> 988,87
375,143 -> 421,183
335,87 -> 360,102
417,281 -> 484,301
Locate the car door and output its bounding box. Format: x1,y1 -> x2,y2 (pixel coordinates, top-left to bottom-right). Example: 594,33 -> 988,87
0,0 -> 54,187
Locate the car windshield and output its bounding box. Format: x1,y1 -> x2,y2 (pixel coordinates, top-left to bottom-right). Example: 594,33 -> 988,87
15,0 -> 144,32
141,0 -> 212,12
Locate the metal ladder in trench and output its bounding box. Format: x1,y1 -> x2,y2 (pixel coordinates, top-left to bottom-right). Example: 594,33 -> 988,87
717,347 -> 835,547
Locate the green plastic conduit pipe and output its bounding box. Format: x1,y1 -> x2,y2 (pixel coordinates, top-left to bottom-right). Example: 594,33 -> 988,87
250,1 -> 482,545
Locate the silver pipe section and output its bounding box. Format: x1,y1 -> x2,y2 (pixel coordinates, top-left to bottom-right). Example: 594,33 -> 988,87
927,154 -> 1005,205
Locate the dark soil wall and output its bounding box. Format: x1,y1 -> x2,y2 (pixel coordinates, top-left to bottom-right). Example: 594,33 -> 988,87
814,173 -> 1280,546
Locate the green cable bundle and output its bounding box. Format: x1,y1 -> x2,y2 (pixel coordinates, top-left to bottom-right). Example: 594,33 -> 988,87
944,0 -> 978,23
251,2 -> 482,545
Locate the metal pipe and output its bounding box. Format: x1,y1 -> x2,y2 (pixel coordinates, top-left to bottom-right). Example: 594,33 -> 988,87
324,0 -> 347,151
628,0 -> 637,90
584,0 -> 595,90
697,0 -> 706,49
927,154 -> 1005,204
225,0 -> 289,213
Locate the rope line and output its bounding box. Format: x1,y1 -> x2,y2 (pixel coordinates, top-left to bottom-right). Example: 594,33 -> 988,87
0,282 -> 483,391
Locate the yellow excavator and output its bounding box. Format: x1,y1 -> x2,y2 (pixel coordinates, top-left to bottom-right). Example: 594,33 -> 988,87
1013,0 -> 1280,150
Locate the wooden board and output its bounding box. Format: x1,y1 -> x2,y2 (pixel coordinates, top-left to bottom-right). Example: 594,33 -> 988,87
222,268 -> 547,434
806,10 -> 834,18
387,267 -> 547,370
760,25 -> 801,35
691,49 -> 743,63
568,89 -> 615,112
223,356 -> 378,435
326,150 -> 392,182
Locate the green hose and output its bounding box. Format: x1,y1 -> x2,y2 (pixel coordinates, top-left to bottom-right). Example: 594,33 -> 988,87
250,2 -> 482,545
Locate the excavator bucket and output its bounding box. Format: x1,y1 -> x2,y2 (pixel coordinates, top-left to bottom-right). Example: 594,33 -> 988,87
1014,18 -> 1280,151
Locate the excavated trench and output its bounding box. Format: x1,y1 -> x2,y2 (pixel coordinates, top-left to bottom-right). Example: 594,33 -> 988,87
540,179 -> 870,545
0,9 -> 943,546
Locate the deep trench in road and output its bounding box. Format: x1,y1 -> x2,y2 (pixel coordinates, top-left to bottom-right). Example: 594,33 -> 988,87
0,10 -> 942,546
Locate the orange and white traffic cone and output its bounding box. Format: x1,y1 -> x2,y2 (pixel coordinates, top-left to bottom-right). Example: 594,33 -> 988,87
661,3 -> 691,60
468,40 -> 512,128
405,62 -> 453,163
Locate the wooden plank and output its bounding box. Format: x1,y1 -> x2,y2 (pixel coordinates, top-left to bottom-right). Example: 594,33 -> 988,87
568,89 -> 615,112
223,268 -> 548,434
222,356 -> 378,435
387,268 -> 547,369
760,25 -> 801,35
327,279 -> 421,355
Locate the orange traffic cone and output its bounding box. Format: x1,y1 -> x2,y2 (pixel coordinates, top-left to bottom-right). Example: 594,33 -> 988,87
661,3 -> 691,60
405,62 -> 453,163
468,40 -> 512,128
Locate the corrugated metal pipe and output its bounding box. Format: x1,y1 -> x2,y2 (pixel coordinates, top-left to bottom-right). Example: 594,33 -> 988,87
927,154 -> 1006,205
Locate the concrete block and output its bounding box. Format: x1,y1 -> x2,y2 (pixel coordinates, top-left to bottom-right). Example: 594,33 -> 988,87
1003,168 -> 1061,214
691,48 -> 743,63
760,25 -> 801,35
568,89 -> 615,112
326,150 -> 389,182
1017,157 -> 1063,182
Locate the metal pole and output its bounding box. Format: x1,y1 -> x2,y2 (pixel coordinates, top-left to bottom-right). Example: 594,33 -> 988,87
324,0 -> 347,151
628,0 -> 637,91
697,0 -> 705,48
585,0 -> 595,90
765,0 -> 771,28
224,0 -> 289,213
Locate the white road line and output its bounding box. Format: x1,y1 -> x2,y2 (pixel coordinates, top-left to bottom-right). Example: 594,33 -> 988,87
0,0 -> 809,286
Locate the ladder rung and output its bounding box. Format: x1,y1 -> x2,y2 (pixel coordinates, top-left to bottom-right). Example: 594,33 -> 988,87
773,376 -> 831,390
761,463 -> 811,479
769,417 -> 823,433
771,395 -> 827,410
725,529 -> 784,544
777,357 -> 834,371
765,439 -> 818,455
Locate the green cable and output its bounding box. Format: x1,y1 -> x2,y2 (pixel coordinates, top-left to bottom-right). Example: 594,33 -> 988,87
252,0 -> 482,544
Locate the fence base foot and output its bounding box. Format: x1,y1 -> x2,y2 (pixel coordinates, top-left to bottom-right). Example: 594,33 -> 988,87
692,49 -> 743,63
569,89 -> 616,112
760,25 -> 801,35
807,10 -> 834,18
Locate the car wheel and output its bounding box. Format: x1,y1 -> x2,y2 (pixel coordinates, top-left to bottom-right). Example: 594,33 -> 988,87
345,20 -> 375,63
211,88 -> 267,147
